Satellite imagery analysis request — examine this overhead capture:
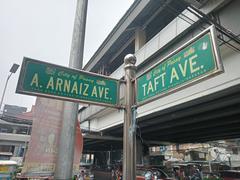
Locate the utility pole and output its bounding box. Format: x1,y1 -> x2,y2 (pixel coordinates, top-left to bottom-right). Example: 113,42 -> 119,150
55,0 -> 88,179
123,54 -> 137,180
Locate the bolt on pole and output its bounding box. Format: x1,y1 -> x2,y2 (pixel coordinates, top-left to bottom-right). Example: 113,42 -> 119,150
55,0 -> 88,179
123,54 -> 137,180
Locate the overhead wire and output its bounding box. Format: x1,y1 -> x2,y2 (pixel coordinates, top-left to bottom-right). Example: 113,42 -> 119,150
165,1 -> 240,53
187,4 -> 240,44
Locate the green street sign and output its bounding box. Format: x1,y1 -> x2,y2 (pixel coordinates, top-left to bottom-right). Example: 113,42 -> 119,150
16,57 -> 120,108
137,27 -> 223,106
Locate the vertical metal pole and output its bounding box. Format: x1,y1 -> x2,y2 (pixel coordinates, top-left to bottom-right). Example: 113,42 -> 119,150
228,155 -> 232,169
0,73 -> 12,112
208,151 -> 212,173
123,54 -> 137,180
55,0 -> 88,179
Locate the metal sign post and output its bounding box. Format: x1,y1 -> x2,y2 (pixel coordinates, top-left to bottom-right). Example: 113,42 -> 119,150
123,54 -> 137,180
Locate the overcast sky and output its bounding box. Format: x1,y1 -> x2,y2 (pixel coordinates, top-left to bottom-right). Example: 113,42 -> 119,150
0,0 -> 134,111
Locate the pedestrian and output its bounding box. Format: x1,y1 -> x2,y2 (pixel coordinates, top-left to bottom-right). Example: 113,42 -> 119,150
190,167 -> 202,180
79,170 -> 85,180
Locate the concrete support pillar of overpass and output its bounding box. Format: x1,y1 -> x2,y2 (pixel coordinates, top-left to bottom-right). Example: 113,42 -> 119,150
12,127 -> 17,134
135,27 -> 146,52
13,145 -> 20,156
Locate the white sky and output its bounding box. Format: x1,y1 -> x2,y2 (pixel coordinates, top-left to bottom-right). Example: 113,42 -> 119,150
0,0 -> 134,111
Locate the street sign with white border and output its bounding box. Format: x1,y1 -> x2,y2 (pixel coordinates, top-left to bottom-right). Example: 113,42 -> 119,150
136,26 -> 224,106
16,57 -> 120,108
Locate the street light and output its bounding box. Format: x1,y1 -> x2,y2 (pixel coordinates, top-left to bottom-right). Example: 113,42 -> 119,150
0,63 -> 20,113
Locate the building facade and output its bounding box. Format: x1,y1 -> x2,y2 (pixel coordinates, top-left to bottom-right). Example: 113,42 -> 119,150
0,104 -> 33,164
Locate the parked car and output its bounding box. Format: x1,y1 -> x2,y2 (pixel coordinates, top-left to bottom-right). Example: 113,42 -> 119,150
114,165 -> 172,180
0,160 -> 17,179
136,167 -> 172,180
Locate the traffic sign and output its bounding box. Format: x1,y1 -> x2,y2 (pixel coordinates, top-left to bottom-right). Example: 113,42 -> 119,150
137,26 -> 223,106
16,57 -> 120,108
